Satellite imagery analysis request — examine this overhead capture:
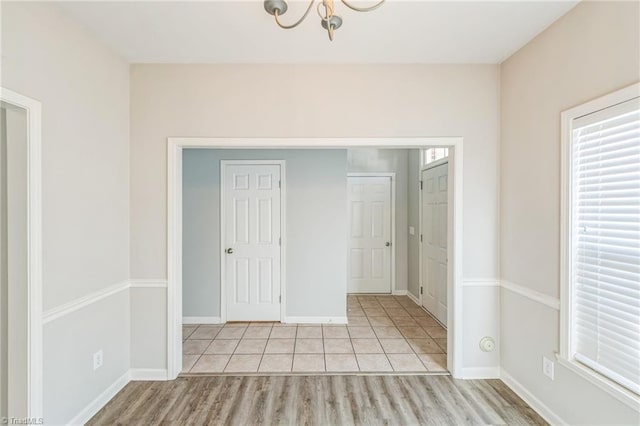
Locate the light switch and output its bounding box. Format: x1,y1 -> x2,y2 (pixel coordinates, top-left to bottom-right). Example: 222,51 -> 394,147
409,226 -> 415,235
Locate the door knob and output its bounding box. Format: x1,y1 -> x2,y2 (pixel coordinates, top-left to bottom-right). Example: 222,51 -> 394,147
385,242 -> 391,247
226,248 -> 234,254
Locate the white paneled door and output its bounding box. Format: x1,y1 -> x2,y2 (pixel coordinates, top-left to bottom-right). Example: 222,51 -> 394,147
421,162 -> 448,326
223,162 -> 281,321
348,176 -> 392,294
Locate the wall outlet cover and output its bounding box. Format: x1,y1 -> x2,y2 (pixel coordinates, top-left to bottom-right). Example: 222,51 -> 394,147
542,356 -> 555,380
93,350 -> 103,370
409,226 -> 415,235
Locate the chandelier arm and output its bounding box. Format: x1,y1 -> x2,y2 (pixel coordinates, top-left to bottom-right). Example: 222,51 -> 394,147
274,0 -> 316,29
340,0 -> 385,12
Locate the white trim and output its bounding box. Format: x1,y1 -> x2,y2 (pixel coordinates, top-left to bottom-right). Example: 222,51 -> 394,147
347,172 -> 397,295
129,279 -> 168,288
406,291 -> 420,306
391,289 -> 407,296
463,279 -> 501,287
129,369 -> 168,381
1,87 -> 43,418
559,83 -> 640,404
501,280 -> 560,310
284,316 -> 348,324
459,366 -> 500,379
67,371 -> 130,426
182,316 -> 222,325
219,160 -> 286,324
555,356 -> 640,411
42,281 -> 130,324
500,368 -> 566,426
166,137 -> 464,379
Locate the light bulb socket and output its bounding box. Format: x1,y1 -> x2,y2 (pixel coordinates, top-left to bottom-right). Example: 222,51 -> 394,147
264,0 -> 288,16
320,15 -> 342,31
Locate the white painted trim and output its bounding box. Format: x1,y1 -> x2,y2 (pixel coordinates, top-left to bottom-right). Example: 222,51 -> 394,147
219,160 -> 286,324
347,172 -> 397,295
182,316 -> 222,325
463,279 -> 501,287
67,371 -> 130,426
42,281 -> 129,324
500,368 -> 566,426
166,137 -> 464,379
559,83 -> 640,365
129,279 -> 168,288
391,289 -> 407,296
555,356 -> 640,411
1,87 -> 43,418
501,280 -> 560,310
284,316 -> 348,324
406,291 -> 420,306
459,366 -> 500,379
129,369 -> 168,381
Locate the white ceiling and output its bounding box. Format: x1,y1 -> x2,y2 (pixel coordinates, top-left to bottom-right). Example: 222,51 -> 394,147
57,0 -> 579,64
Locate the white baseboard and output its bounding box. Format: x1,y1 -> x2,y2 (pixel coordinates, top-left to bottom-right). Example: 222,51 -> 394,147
407,291 -> 420,305
130,368 -> 168,381
67,370 -> 129,425
459,366 -> 500,379
392,289 -> 408,296
283,316 -> 348,324
501,368 -> 566,425
183,316 -> 222,324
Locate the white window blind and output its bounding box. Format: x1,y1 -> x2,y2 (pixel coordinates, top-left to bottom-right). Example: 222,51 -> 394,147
571,96 -> 640,395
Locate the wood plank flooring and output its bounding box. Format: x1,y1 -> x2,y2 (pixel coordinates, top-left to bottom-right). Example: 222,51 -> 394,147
88,375 -> 547,425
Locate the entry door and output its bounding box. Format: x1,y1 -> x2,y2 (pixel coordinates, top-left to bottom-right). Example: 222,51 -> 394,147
348,176 -> 392,293
223,163 -> 281,321
421,163 -> 448,325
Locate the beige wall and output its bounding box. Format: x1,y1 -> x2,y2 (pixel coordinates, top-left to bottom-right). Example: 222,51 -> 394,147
2,3 -> 130,423
130,64 -> 502,371
500,1 -> 640,423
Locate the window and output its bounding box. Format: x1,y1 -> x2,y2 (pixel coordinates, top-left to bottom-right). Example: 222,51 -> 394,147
421,147 -> 448,166
560,84 -> 640,406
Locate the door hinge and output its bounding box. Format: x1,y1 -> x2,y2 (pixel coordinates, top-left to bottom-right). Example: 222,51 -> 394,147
420,180 -> 423,190
279,237 -> 281,246
420,234 -> 423,243
420,286 -> 423,295
279,295 -> 281,303
278,180 -> 281,189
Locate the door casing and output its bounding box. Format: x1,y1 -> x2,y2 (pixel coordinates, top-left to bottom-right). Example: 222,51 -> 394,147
220,160 -> 286,323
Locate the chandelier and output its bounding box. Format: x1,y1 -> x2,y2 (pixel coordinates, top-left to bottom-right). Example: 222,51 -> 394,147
264,0 -> 386,41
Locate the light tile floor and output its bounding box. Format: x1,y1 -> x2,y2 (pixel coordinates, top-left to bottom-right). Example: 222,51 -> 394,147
181,295 -> 447,374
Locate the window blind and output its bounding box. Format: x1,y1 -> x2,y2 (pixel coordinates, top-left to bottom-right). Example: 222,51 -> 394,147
571,96 -> 640,395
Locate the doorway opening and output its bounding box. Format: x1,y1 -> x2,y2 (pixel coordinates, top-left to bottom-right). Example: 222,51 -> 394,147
0,88 -> 43,420
168,139 -> 463,379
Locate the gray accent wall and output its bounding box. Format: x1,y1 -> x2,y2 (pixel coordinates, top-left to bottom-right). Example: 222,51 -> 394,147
183,149 -> 348,318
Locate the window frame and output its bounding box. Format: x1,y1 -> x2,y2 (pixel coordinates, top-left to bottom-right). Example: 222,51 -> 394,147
559,82 -> 640,410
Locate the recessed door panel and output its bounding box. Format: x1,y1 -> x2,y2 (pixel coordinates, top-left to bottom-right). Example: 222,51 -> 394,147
224,163 -> 281,321
347,176 -> 392,294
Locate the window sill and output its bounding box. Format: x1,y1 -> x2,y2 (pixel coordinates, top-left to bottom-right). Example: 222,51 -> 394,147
555,355 -> 640,412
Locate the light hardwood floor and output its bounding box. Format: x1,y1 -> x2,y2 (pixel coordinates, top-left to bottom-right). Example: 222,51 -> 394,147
88,375 -> 547,425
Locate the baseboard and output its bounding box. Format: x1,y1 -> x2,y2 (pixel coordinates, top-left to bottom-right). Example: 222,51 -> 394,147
183,316 -> 222,324
407,291 -> 420,305
130,368 -> 168,381
283,316 -> 348,324
392,289 -> 408,296
501,368 -> 566,425
67,370 -> 130,425
459,366 -> 500,379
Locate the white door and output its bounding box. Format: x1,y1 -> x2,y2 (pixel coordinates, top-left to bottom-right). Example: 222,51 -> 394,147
348,176 -> 392,294
421,162 -> 448,325
223,163 -> 281,321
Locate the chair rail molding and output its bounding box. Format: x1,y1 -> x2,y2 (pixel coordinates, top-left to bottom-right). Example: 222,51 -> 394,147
501,280 -> 560,310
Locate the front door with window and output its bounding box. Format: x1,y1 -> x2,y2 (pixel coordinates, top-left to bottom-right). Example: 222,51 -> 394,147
347,176 -> 392,293
223,163 -> 281,321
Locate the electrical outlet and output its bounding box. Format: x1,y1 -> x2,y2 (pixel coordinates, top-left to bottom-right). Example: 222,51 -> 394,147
93,350 -> 103,371
542,356 -> 554,380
